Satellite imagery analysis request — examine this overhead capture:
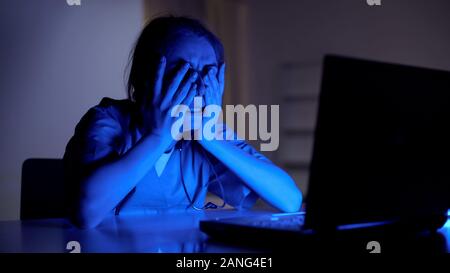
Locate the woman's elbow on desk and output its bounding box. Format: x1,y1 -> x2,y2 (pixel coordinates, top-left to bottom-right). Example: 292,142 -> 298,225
70,185 -> 109,229
269,173 -> 303,213
70,199 -> 104,229
249,170 -> 304,213
278,185 -> 303,213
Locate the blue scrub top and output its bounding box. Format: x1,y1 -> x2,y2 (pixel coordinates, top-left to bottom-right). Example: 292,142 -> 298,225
63,97 -> 269,216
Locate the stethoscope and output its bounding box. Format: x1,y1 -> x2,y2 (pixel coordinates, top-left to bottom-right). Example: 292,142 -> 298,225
177,140 -> 227,210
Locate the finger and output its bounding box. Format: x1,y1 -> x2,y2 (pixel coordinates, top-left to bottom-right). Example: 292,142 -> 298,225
181,83 -> 197,107
202,75 -> 213,100
152,56 -> 166,105
218,63 -> 225,92
203,73 -> 212,91
166,62 -> 191,99
206,69 -> 220,94
197,76 -> 207,97
171,71 -> 198,106
203,76 -> 215,106
207,67 -> 219,92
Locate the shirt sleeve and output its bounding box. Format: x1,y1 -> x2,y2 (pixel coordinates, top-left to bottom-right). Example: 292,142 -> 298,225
63,100 -> 123,182
205,124 -> 272,209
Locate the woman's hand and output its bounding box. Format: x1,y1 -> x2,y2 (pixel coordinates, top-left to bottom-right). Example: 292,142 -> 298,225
140,56 -> 198,144
203,63 -> 226,107
195,63 -> 226,141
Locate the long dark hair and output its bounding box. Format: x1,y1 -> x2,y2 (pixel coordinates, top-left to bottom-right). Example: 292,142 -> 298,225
127,16 -> 224,105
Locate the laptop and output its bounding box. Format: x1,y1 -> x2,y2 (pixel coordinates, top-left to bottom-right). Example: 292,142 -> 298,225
200,55 -> 450,251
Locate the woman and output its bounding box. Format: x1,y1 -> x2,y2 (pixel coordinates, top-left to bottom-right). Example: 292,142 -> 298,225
64,16 -> 302,228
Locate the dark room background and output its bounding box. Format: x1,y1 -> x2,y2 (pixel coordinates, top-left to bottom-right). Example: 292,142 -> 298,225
1,0 -> 450,220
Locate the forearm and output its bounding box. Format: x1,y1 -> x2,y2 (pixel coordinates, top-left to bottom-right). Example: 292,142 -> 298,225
199,139 -> 302,212
75,133 -> 172,228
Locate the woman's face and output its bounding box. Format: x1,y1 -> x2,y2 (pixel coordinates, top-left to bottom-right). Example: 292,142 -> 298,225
162,34 -> 218,110
154,34 -> 220,132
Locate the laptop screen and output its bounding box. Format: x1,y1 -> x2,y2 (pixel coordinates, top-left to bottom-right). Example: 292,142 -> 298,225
306,55 -> 450,229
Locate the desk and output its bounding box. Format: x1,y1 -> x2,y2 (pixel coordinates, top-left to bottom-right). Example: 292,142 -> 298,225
0,210 -> 449,253
0,210 -> 271,253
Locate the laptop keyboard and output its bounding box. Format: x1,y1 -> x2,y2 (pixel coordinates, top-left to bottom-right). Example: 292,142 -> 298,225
224,212 -> 305,231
